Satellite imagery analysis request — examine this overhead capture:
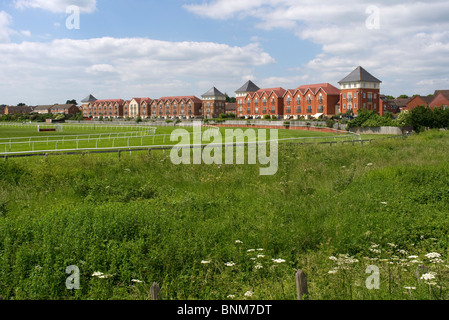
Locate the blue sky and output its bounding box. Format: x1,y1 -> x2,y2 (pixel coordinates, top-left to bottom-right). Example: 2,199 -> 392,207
1,0 -> 449,105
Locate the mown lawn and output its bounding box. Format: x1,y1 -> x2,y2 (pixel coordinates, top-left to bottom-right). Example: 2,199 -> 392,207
0,129 -> 448,300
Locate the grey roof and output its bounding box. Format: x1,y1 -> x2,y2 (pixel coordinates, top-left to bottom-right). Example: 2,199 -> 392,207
434,90 -> 449,99
235,80 -> 260,93
202,87 -> 225,97
339,66 -> 382,84
81,94 -> 97,103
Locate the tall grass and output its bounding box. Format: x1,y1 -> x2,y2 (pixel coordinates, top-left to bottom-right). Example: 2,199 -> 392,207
0,130 -> 448,300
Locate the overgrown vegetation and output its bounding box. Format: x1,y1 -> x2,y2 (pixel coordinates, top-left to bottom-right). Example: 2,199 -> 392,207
0,129 -> 449,300
347,107 -> 449,131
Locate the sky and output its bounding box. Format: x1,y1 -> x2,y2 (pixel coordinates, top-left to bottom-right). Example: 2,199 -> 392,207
0,0 -> 449,105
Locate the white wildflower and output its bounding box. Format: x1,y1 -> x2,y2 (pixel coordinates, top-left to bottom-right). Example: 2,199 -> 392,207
92,271 -> 104,277
421,272 -> 436,281
244,291 -> 254,297
404,286 -> 416,290
272,258 -> 286,263
131,279 -> 143,283
235,240 -> 243,244
225,262 -> 236,267
254,265 -> 263,270
201,260 -> 211,264
425,252 -> 441,259
227,295 -> 235,299
257,254 -> 265,258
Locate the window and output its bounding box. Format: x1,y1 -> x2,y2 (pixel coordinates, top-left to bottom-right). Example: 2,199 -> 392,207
247,108 -> 251,114
271,107 -> 275,113
263,98 -> 267,106
287,97 -> 291,105
307,106 -> 312,113
263,107 -> 267,114
318,105 -> 323,113
296,97 -> 301,105
255,107 -> 259,114
255,98 -> 258,106
286,107 -> 291,114
296,106 -> 301,114
271,98 -> 276,106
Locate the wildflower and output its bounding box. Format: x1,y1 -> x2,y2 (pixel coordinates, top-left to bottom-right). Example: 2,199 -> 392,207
247,249 -> 255,252
328,268 -> 338,274
98,274 -> 113,279
131,279 -> 143,283
235,240 -> 243,244
225,262 -> 236,267
425,252 -> 441,259
257,248 -> 264,251
227,295 -> 235,299
92,271 -> 104,277
35,265 -> 43,271
329,256 -> 338,262
367,163 -> 373,166
421,272 -> 436,281
404,286 -> 416,290
257,254 -> 265,258
244,291 -> 254,297
272,258 -> 286,263
201,260 -> 211,264
408,255 -> 419,259
254,265 -> 263,269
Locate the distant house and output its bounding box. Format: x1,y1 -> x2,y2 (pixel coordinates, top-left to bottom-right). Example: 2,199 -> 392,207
404,95 -> 434,112
34,105 -> 53,114
225,102 -> 237,115
4,105 -> 34,115
393,98 -> 412,112
0,106 -> 5,115
85,99 -> 125,119
429,90 -> 449,110
380,95 -> 401,114
51,104 -> 80,115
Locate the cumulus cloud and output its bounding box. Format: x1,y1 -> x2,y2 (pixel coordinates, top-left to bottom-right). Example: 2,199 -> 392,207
0,37 -> 275,104
14,0 -> 97,13
185,0 -> 449,96
0,11 -> 14,43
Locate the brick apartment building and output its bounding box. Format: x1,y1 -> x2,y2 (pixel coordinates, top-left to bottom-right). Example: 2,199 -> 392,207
283,83 -> 340,119
150,96 -> 202,119
338,66 -> 382,115
201,87 -> 227,119
84,99 -> 125,119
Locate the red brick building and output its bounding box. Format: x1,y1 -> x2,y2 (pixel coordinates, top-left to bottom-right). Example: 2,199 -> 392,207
283,83 -> 340,119
151,96 -> 202,119
429,90 -> 449,110
338,66 -> 382,115
404,95 -> 433,111
201,87 -> 227,119
239,87 -> 286,119
235,80 -> 260,118
84,99 -> 125,119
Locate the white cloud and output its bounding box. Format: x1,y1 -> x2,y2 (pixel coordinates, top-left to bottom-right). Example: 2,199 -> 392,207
185,0 -> 449,96
14,0 -> 97,13
0,37 -> 275,105
0,11 -> 14,43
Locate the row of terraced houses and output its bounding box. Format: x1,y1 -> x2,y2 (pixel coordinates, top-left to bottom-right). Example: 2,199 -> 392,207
81,66 -> 387,120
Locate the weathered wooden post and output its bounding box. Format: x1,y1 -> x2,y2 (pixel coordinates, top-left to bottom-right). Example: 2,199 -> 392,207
296,269 -> 309,300
150,282 -> 161,300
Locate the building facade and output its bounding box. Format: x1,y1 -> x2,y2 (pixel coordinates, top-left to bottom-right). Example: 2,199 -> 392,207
201,87 -> 227,119
151,96 -> 202,119
429,90 -> 449,110
283,83 -> 340,119
84,99 -> 125,119
338,66 -> 382,115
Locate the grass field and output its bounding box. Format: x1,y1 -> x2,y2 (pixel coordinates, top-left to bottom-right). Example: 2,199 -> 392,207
0,123 -> 356,155
0,124 -> 448,300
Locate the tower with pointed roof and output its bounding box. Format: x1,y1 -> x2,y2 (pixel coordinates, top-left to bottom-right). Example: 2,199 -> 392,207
235,80 -> 260,118
338,66 -> 382,115
201,87 -> 226,119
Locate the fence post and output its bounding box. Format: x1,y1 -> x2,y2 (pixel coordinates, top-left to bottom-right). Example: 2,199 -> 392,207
150,282 -> 161,300
296,269 -> 309,300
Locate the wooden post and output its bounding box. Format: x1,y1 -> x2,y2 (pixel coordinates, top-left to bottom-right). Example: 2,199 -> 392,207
150,282 -> 161,300
296,269 -> 309,300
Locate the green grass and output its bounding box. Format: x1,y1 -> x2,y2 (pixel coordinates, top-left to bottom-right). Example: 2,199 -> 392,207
1,126 -> 448,300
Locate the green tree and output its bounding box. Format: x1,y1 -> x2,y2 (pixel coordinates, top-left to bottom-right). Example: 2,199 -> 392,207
409,105 -> 434,133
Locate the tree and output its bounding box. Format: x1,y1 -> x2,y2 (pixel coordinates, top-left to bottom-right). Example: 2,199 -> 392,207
17,103 -> 26,106
385,95 -> 395,101
225,94 -> 236,103
66,99 -> 78,105
409,105 -> 434,133
397,95 -> 409,99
